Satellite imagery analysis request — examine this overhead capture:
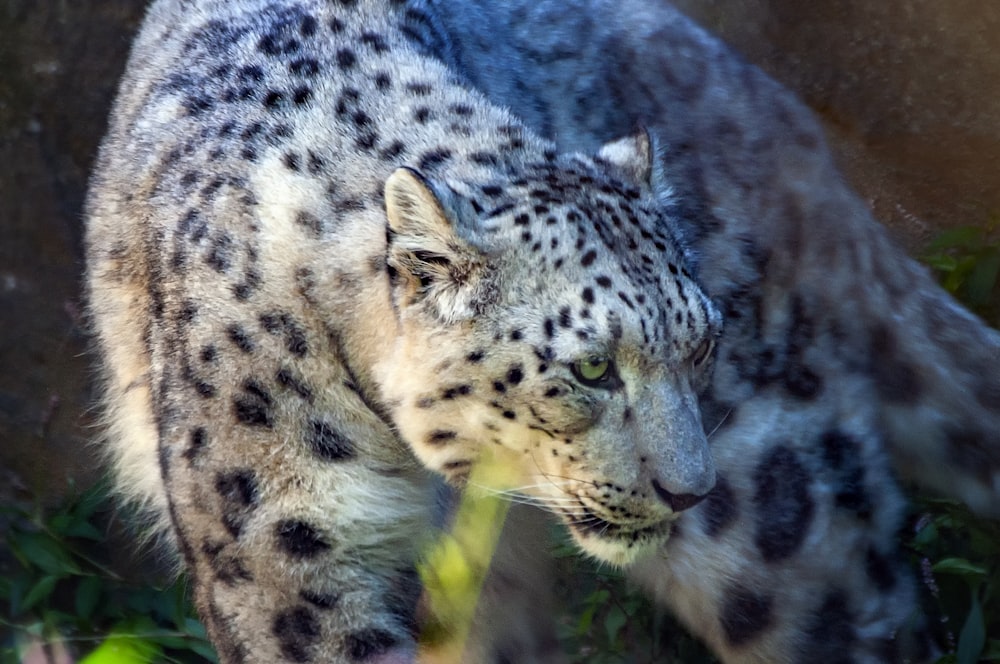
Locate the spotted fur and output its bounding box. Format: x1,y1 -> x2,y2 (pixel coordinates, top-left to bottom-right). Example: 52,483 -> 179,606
86,0 -> 1000,662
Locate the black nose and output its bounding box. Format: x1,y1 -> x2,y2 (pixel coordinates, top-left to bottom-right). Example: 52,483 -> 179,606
651,479 -> 708,513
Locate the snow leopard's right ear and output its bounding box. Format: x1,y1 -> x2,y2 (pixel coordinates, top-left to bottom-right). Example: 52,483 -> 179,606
384,167 -> 494,321
596,127 -> 668,190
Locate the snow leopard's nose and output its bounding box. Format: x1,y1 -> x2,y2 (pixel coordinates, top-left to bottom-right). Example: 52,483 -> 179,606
651,478 -> 710,513
635,379 -> 716,511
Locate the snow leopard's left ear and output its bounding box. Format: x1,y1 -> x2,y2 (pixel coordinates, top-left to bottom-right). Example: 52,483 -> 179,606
384,167 -> 495,321
596,127 -> 660,186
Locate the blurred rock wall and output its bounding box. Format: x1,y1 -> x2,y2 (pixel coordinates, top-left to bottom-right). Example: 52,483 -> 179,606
674,0 -> 1000,251
0,1 -> 145,504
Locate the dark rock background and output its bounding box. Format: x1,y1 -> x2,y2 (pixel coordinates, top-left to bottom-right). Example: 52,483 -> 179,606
674,0 -> 1000,252
1,0 -> 997,505
1,2 -> 144,507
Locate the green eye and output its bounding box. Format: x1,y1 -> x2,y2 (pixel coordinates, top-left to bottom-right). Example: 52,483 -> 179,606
572,356 -> 611,385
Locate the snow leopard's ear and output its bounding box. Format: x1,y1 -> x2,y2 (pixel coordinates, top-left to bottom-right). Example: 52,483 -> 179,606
384,167 -> 495,321
596,127 -> 659,186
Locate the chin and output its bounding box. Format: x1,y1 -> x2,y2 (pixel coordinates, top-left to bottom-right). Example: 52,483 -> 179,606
568,521 -> 672,567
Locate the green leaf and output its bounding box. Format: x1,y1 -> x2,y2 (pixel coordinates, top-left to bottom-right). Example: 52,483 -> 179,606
932,557 -> 988,579
141,631 -> 189,650
75,575 -> 103,620
925,254 -> 959,272
576,589 -> 610,637
943,256 -> 979,293
912,521 -> 939,548
71,482 -> 111,522
79,633 -> 162,664
182,617 -> 208,640
118,614 -> 159,636
964,249 -> 1000,306
63,520 -> 105,541
10,531 -> 80,576
6,574 -> 29,615
21,575 -> 59,613
577,602 -> 597,636
124,589 -> 158,615
956,593 -> 986,664
604,604 -> 627,646
48,513 -> 73,534
928,227 -> 983,252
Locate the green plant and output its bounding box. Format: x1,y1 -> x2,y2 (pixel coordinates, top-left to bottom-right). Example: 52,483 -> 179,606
550,537 -> 717,664
914,219 -> 1000,663
908,499 -> 1000,664
923,218 -> 1000,326
0,480 -> 215,664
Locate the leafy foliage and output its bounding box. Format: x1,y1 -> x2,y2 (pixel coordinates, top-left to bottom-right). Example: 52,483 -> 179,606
922,217 -> 1000,326
909,499 -> 1000,663
549,534 -> 717,664
0,481 -> 215,664
913,222 -> 1000,662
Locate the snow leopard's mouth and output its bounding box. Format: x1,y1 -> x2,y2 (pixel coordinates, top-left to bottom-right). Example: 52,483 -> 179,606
560,504 -> 674,547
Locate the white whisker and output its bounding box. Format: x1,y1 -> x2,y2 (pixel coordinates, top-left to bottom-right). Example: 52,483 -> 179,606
706,408 -> 733,440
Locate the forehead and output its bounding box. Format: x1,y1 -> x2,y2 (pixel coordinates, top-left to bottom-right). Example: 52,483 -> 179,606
474,158 -> 689,273
470,162 -> 707,356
